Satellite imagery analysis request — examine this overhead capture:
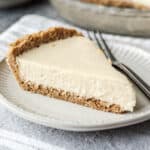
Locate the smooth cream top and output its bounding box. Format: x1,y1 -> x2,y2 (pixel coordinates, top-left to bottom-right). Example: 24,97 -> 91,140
132,0 -> 150,6
16,36 -> 136,111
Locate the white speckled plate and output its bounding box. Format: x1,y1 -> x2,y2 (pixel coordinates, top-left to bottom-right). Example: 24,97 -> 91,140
0,42 -> 150,131
51,0 -> 150,37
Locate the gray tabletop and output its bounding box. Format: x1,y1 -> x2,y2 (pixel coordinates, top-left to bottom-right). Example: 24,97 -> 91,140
0,1 -> 150,150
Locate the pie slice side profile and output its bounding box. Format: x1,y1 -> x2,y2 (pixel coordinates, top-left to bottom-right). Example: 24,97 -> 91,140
6,27 -> 136,113
81,0 -> 150,10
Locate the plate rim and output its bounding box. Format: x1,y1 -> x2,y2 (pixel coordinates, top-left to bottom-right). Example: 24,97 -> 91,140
0,60 -> 150,131
0,89 -> 150,132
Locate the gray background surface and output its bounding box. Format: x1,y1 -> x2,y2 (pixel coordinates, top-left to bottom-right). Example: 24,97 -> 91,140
0,0 -> 150,150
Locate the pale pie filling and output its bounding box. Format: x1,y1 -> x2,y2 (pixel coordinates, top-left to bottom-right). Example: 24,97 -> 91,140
132,0 -> 150,6
16,36 -> 136,111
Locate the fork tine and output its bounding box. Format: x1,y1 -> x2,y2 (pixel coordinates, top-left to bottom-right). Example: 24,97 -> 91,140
93,31 -> 103,50
98,31 -> 116,62
88,30 -> 112,62
87,30 -> 115,63
87,31 -> 93,40
87,30 -> 103,50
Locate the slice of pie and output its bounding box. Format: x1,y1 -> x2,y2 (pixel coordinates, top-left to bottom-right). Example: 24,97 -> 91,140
81,0 -> 150,10
7,27 -> 136,113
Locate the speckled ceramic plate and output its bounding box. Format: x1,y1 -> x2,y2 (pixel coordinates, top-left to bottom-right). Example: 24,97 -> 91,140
51,0 -> 150,37
0,42 -> 150,131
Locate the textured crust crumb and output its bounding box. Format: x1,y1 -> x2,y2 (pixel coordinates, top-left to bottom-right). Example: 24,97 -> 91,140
81,0 -> 150,10
21,81 -> 125,113
6,27 -> 125,114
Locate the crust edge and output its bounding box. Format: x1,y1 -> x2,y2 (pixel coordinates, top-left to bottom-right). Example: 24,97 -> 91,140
81,0 -> 150,10
20,80 -> 125,113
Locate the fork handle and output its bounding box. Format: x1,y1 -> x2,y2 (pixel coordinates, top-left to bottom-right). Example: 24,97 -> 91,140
112,62 -> 150,99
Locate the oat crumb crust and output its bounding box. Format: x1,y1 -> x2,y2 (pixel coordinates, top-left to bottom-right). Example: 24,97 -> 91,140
81,0 -> 150,10
7,27 -> 125,114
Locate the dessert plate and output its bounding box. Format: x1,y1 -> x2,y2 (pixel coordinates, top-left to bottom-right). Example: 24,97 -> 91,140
0,41 -> 150,131
51,0 -> 150,37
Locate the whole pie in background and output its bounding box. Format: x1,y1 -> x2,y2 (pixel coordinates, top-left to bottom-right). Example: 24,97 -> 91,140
81,0 -> 150,10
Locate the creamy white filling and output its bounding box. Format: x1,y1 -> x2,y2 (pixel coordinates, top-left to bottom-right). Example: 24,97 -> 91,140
132,0 -> 150,6
16,36 -> 136,111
